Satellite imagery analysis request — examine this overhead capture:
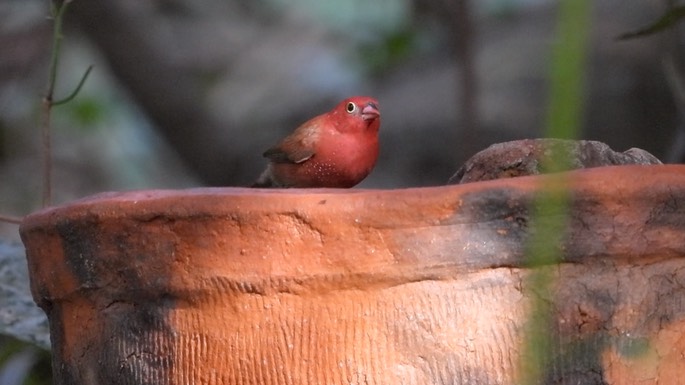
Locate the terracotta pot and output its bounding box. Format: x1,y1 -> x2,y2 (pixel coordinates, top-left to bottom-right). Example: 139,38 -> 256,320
20,165 -> 685,385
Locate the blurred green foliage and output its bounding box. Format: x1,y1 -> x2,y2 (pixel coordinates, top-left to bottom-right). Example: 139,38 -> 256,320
519,0 -> 590,384
0,336 -> 51,385
65,97 -> 108,129
616,336 -> 652,359
618,5 -> 685,40
357,28 -> 418,75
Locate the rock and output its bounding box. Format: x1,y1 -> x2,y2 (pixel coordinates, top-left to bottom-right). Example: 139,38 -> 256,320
449,139 -> 662,184
0,242 -> 50,349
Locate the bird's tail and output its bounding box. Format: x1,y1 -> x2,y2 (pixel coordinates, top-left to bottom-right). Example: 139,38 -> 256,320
251,166 -> 276,188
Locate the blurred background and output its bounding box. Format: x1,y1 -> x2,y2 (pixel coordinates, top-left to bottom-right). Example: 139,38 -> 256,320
0,0 -> 683,381
0,0 -> 680,237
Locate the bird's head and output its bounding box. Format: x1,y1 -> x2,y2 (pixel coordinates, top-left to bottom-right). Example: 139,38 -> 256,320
333,96 -> 380,133
342,96 -> 380,121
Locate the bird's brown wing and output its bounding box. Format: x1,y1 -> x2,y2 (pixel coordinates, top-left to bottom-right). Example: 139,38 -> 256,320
263,124 -> 318,164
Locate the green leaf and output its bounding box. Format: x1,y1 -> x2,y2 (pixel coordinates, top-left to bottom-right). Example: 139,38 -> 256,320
66,97 -> 107,128
617,336 -> 652,359
617,6 -> 685,40
357,28 -> 417,74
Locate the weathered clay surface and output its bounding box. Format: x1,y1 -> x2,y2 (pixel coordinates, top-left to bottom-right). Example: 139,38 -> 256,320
20,165 -> 685,385
449,139 -> 662,184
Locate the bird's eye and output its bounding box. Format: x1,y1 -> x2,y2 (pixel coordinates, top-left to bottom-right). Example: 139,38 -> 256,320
346,102 -> 356,113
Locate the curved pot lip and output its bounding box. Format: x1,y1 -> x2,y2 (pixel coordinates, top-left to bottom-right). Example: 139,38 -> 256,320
19,164 -> 684,230
18,164 -> 685,303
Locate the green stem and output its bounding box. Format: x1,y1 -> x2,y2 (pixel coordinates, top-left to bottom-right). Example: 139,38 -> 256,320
41,0 -> 77,207
53,65 -> 93,106
544,0 -> 591,144
46,0 -> 71,104
518,0 -> 591,383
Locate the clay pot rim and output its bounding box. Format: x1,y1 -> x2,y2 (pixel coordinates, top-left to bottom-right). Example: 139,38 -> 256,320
19,164 -> 682,232
19,164 -> 685,304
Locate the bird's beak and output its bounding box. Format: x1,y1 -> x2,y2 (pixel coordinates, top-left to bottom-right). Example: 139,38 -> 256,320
361,103 -> 380,121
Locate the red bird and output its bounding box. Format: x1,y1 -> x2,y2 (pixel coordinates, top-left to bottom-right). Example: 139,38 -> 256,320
252,96 -> 381,188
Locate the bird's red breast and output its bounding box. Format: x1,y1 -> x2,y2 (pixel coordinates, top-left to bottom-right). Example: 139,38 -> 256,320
253,96 -> 381,188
